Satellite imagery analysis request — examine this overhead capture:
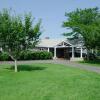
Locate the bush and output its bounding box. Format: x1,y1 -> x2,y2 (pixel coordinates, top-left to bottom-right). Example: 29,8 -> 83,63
0,51 -> 53,61
31,51 -> 53,60
19,51 -> 53,60
39,51 -> 52,60
83,53 -> 98,61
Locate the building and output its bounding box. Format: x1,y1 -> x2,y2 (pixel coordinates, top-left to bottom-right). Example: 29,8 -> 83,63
36,38 -> 86,60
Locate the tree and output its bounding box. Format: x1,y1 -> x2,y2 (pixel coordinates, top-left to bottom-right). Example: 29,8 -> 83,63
63,7 -> 100,53
0,9 -> 42,72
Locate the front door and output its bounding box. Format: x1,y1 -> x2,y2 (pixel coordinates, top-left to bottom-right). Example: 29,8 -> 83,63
56,48 -> 70,59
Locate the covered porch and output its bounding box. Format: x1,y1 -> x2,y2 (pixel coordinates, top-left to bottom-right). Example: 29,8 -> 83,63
37,39 -> 84,60
48,46 -> 83,60
47,41 -> 84,60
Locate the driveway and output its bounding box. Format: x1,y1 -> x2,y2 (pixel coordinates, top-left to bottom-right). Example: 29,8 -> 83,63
0,60 -> 100,74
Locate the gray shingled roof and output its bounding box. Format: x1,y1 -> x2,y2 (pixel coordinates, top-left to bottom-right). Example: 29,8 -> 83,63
37,39 -> 72,47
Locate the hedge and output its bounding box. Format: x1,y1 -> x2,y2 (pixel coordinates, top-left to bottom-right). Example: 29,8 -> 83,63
0,51 -> 53,61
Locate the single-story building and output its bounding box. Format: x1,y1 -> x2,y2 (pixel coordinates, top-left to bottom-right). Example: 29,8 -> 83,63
36,38 -> 86,60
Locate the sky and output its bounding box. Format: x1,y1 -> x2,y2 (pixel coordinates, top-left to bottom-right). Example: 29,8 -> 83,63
0,0 -> 100,39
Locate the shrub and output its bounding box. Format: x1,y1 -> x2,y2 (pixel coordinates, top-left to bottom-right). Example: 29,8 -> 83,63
0,51 -> 53,61
18,50 -> 33,60
83,53 -> 98,61
31,51 -> 53,60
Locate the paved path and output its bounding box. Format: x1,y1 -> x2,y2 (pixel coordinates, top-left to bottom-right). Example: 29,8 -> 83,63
0,60 -> 100,74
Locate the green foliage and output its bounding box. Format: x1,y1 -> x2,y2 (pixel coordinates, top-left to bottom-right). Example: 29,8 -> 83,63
0,52 -> 11,61
0,51 -> 53,61
63,7 -> 100,49
83,53 -> 97,61
18,51 -> 53,60
39,51 -> 53,60
0,8 -> 42,60
0,8 -> 42,71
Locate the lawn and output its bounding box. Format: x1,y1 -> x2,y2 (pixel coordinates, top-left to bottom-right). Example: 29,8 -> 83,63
0,63 -> 100,100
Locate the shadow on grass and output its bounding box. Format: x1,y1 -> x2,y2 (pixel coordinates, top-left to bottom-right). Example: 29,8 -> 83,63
6,65 -> 46,72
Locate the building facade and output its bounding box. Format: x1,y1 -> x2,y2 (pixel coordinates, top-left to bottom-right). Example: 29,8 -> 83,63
36,38 -> 86,60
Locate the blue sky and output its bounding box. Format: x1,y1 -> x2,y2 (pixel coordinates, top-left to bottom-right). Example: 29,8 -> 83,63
0,0 -> 100,39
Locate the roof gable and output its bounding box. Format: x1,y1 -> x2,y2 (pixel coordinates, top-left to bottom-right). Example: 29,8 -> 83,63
37,39 -> 72,47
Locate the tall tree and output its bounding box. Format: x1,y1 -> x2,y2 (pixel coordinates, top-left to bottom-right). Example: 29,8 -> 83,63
63,7 -> 100,52
0,9 -> 42,72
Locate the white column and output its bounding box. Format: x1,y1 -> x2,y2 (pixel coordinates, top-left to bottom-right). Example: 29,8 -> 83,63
62,42 -> 64,47
80,47 -> 83,58
48,48 -> 49,52
54,47 -> 57,59
72,46 -> 74,58
0,48 -> 2,51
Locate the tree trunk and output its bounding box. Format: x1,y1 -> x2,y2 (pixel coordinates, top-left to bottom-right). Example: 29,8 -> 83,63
14,60 -> 18,72
8,53 -> 18,72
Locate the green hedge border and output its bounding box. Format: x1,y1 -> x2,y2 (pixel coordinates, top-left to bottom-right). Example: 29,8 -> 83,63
0,51 -> 53,61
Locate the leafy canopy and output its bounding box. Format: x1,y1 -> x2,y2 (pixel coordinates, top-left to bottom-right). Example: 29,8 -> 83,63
0,9 -> 42,60
63,7 -> 100,49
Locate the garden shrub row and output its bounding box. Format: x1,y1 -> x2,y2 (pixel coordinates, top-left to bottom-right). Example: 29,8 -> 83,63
0,51 -> 53,61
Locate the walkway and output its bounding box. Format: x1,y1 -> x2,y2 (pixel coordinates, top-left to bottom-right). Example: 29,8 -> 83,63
0,60 -> 100,74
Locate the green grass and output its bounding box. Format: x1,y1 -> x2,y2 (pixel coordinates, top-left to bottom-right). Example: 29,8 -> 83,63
0,63 -> 100,100
79,60 -> 100,67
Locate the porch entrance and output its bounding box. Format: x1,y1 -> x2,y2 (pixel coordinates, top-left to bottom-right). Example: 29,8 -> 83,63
56,48 -> 70,60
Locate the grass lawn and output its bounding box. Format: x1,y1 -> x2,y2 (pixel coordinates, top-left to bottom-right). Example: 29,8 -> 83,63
0,63 -> 100,100
79,60 -> 100,67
